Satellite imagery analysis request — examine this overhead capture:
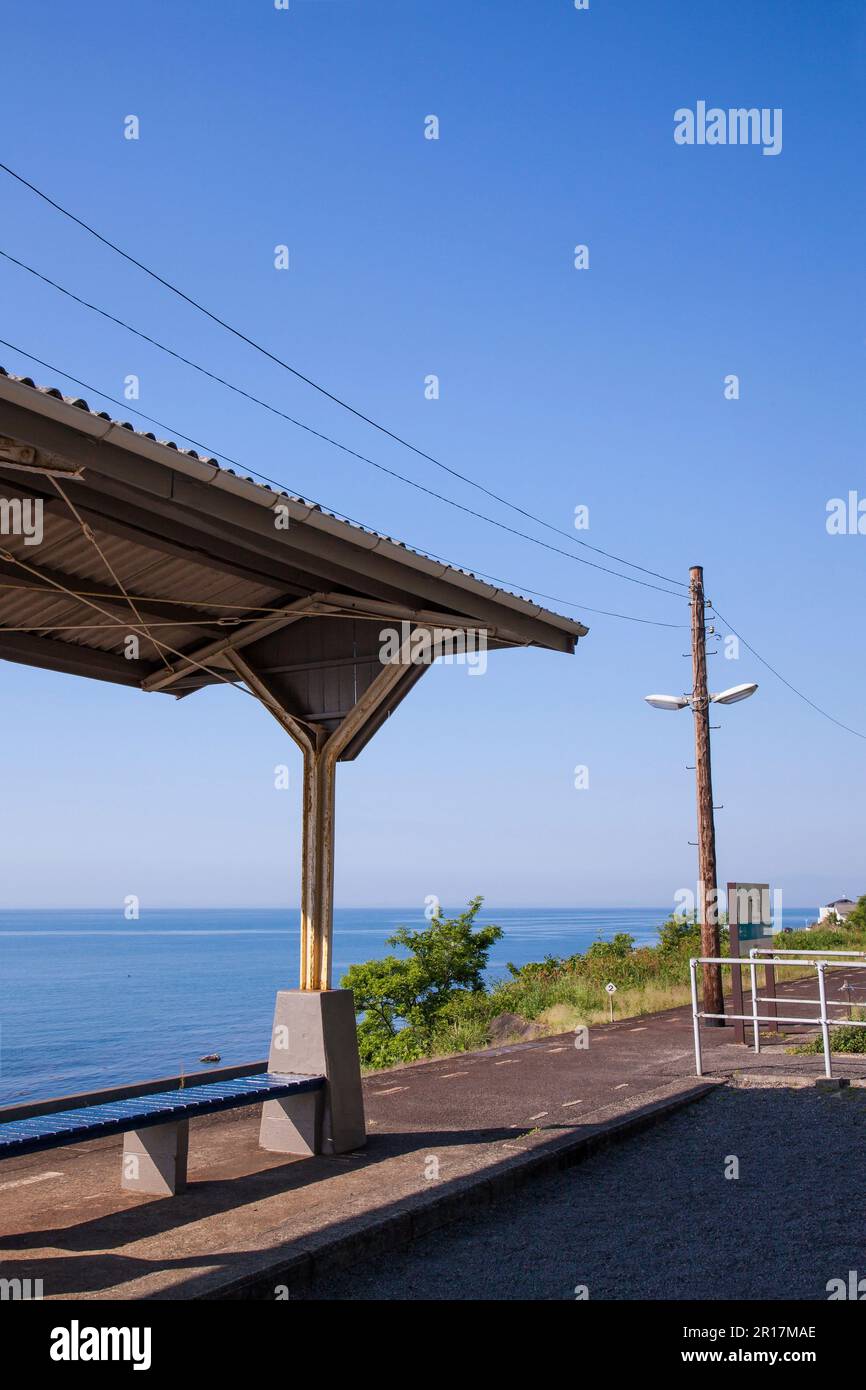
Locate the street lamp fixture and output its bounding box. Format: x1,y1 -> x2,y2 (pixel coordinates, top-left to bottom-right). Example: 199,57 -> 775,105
644,694 -> 690,711
644,683 -> 758,711
711,682 -> 758,706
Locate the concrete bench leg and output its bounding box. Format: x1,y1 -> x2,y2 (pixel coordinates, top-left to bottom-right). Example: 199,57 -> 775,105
260,1087 -> 323,1157
260,988 -> 366,1156
122,1120 -> 189,1196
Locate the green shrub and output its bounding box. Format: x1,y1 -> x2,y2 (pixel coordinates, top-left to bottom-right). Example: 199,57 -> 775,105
341,897 -> 502,1067
792,1008 -> 866,1055
842,896 -> 866,932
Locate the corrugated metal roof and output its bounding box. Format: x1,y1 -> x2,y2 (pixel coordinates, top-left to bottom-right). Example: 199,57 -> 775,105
0,365 -> 587,638
0,479 -> 287,664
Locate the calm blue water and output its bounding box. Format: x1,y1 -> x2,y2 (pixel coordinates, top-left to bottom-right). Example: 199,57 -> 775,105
0,906 -> 817,1103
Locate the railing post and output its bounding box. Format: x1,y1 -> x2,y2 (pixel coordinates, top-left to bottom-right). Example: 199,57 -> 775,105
729,917 -> 746,1045
749,951 -> 760,1053
817,962 -> 832,1079
690,958 -> 703,1077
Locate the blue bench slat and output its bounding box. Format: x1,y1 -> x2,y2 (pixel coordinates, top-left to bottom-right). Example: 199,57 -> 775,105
0,1073 -> 325,1159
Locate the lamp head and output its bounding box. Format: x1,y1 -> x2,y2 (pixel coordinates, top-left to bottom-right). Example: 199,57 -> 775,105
711,682 -> 758,706
644,694 -> 690,711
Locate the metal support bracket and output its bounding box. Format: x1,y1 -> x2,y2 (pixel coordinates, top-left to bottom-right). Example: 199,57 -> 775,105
226,632 -> 418,990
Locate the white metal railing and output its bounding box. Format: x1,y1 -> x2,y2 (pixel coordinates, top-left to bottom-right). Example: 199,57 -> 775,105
689,952 -> 866,1079
746,947 -> 866,1018
749,947 -> 866,960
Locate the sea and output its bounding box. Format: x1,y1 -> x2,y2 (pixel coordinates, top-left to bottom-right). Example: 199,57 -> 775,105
0,905 -> 817,1104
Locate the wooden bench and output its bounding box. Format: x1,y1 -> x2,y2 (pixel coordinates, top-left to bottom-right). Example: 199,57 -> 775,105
0,1072 -> 326,1196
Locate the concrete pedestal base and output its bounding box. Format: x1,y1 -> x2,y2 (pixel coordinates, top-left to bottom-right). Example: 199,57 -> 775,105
260,988 -> 366,1156
122,1120 -> 189,1196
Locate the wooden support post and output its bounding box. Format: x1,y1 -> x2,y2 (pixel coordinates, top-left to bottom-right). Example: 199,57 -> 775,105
299,743 -> 337,993
690,565 -> 724,1025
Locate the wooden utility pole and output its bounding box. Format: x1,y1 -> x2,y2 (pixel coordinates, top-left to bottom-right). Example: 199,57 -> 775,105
690,565 -> 724,1024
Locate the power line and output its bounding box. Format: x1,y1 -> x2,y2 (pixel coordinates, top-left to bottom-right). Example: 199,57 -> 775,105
3,174 -> 859,743
710,604 -> 866,743
0,340 -> 686,631
0,165 -> 688,589
0,250 -> 683,598
451,573 -> 687,628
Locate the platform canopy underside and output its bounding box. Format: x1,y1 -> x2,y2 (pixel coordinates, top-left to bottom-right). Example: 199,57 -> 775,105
0,370 -> 584,758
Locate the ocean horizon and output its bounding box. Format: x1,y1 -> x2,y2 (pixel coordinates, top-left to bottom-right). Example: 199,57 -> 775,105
0,905 -> 817,1104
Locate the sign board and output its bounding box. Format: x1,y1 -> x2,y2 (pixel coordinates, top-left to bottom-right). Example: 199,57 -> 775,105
728,882 -> 773,941
727,881 -> 777,1043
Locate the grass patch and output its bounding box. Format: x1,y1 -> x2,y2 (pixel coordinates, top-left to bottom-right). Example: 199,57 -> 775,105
790,1009 -> 866,1055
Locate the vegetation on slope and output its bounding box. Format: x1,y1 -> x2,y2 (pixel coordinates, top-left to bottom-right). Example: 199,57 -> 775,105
341,898 -> 706,1068
342,894 -> 866,1069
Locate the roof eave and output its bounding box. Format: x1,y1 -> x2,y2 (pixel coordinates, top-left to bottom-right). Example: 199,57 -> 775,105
0,369 -> 588,652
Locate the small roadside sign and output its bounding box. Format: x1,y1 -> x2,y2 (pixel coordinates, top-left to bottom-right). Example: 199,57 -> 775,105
605,981 -> 617,1022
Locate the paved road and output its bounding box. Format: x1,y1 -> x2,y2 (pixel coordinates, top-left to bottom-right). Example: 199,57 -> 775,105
303,1083 -> 866,1301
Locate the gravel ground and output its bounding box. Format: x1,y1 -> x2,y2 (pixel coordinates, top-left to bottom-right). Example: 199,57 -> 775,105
302,1084 -> 866,1301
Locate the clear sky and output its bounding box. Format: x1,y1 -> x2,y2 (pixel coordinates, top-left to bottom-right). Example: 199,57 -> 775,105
0,0 -> 863,913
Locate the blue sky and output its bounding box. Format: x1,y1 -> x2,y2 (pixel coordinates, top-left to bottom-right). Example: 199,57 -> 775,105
0,0 -> 863,912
